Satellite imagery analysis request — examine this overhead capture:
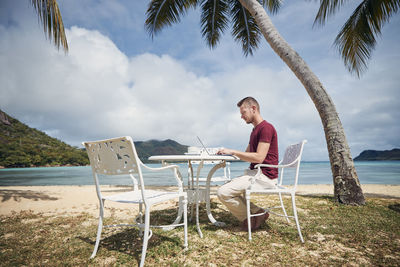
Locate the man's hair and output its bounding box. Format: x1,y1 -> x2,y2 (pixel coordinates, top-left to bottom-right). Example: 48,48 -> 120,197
237,96 -> 260,111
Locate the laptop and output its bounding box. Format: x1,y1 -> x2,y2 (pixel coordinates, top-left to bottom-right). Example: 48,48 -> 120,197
196,136 -> 235,157
197,136 -> 212,155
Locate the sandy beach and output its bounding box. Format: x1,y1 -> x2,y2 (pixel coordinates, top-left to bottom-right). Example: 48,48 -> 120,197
1,184 -> 399,219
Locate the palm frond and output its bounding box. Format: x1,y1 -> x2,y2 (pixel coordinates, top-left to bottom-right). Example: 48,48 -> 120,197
31,0 -> 68,52
231,0 -> 261,56
145,0 -> 198,37
335,0 -> 400,76
262,0 -> 283,14
200,0 -> 230,48
314,0 -> 348,26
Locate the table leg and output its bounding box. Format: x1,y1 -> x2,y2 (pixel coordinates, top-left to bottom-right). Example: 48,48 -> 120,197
195,160 -> 204,238
188,160 -> 194,189
206,161 -> 227,227
188,161 -> 195,222
186,159 -> 229,237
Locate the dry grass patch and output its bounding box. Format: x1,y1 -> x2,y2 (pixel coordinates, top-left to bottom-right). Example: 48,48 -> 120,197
1,195 -> 399,266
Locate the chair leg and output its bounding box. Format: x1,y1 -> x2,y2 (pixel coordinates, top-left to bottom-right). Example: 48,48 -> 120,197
139,207 -> 151,267
139,202 -> 144,237
246,192 -> 252,241
171,196 -> 184,226
279,192 -> 290,223
291,194 -> 304,243
183,196 -> 188,248
90,199 -> 105,259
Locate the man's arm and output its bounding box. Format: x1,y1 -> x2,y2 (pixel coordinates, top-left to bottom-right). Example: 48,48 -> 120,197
218,142 -> 270,163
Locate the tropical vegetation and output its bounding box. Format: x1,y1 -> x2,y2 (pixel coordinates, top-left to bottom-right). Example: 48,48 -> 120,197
30,0 -> 68,53
314,0 -> 400,77
0,110 -> 88,168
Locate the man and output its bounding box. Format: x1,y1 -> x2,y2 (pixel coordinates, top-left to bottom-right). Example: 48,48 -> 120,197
217,96 -> 278,231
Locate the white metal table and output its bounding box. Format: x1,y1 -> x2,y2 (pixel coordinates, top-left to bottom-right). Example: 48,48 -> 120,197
148,154 -> 239,237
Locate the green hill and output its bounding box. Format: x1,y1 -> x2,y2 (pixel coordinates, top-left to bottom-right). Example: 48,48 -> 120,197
0,110 -> 89,168
0,110 -> 188,168
354,149 -> 400,161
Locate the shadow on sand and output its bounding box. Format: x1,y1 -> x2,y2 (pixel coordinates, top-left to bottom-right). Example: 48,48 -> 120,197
0,189 -> 58,202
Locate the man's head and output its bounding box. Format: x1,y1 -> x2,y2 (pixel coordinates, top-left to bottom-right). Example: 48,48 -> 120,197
237,97 -> 260,125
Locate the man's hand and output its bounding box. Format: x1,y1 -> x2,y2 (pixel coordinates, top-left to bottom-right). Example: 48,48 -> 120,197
217,142 -> 270,163
217,148 -> 235,155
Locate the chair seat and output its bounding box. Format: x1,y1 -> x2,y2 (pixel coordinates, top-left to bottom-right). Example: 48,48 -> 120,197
103,190 -> 184,206
249,184 -> 295,194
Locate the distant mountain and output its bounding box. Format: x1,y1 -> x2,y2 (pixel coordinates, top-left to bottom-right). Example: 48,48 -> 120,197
0,110 -> 188,168
354,149 -> 400,161
135,139 -> 188,163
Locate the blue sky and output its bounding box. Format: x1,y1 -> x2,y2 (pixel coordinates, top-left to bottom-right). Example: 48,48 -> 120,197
0,0 -> 399,161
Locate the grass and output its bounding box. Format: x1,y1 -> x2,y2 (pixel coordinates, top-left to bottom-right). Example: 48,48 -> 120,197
1,195 -> 399,266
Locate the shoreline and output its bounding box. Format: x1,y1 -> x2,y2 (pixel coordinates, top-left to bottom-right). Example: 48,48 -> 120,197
0,164 -> 88,169
1,184 -> 399,219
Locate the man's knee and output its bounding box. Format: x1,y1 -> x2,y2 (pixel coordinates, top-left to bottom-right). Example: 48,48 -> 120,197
217,184 -> 230,201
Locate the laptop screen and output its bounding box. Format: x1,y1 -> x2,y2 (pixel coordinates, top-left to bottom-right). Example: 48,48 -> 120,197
197,136 -> 211,155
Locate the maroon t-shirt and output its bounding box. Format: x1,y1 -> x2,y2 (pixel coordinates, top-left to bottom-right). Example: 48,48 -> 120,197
249,120 -> 278,178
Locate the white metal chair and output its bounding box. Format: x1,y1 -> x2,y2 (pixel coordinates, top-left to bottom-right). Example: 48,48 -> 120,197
245,140 -> 307,242
83,136 -> 188,267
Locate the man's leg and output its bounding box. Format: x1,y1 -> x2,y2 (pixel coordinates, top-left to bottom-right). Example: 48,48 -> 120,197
248,175 -> 277,230
217,170 -> 262,222
217,170 -> 277,230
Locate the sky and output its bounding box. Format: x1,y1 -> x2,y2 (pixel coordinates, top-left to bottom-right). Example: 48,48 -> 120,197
0,0 -> 399,161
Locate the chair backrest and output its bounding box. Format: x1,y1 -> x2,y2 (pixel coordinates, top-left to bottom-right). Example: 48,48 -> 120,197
278,140 -> 307,186
280,140 -> 306,167
83,136 -> 144,192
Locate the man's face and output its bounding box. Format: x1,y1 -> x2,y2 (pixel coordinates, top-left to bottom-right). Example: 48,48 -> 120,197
240,105 -> 254,124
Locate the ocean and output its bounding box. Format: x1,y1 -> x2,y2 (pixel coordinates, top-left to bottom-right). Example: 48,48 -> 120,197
0,161 -> 399,186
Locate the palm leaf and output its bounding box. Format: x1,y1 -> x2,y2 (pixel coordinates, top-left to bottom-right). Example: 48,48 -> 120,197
335,0 -> 400,76
314,0 -> 348,26
262,0 -> 283,14
145,0 -> 198,37
231,0 -> 261,56
200,0 -> 230,48
31,0 -> 68,52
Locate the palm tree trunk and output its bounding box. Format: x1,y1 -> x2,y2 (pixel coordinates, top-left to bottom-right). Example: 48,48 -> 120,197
239,0 -> 365,205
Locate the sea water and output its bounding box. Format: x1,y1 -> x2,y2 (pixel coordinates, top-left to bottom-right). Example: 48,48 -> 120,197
0,161 -> 399,186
